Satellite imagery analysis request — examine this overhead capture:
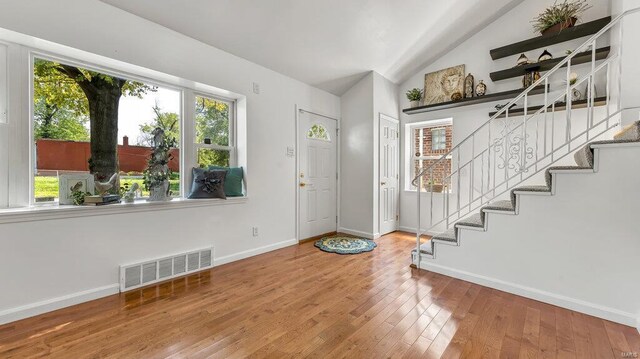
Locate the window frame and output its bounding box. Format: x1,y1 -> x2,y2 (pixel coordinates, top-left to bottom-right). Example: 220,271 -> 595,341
431,127 -> 447,151
404,118 -> 453,191
0,37 -> 246,213
29,52 -> 188,204
192,92 -> 237,169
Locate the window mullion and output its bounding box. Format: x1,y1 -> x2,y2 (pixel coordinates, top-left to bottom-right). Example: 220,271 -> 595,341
182,90 -> 196,198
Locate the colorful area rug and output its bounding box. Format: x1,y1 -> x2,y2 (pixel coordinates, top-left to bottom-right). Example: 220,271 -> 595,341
314,236 -> 377,255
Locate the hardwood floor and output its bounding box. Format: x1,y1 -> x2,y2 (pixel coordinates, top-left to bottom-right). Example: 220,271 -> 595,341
0,232 -> 638,358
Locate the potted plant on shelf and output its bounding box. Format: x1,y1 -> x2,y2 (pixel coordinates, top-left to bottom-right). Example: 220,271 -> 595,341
424,179 -> 444,193
406,88 -> 423,108
531,0 -> 591,36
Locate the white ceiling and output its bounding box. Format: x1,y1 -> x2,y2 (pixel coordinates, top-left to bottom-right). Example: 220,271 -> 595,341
100,0 -> 524,95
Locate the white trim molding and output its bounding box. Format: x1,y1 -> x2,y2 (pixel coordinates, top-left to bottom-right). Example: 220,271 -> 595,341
338,227 -> 378,239
0,284 -> 120,325
214,238 -> 297,266
0,197 -> 248,224
417,259 -> 638,328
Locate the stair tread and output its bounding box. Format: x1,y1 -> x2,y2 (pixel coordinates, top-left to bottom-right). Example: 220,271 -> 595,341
482,200 -> 515,212
411,241 -> 433,255
456,213 -> 484,228
432,228 -> 457,243
512,185 -> 551,193
545,166 -> 592,187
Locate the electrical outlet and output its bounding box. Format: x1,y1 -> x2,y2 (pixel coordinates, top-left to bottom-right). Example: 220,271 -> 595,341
252,82 -> 260,94
252,227 -> 259,237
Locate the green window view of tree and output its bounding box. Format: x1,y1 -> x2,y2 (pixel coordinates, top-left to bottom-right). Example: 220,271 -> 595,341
33,57 -> 181,202
195,95 -> 232,168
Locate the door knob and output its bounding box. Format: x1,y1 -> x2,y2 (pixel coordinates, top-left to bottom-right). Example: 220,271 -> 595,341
300,182 -> 307,187
381,182 -> 386,186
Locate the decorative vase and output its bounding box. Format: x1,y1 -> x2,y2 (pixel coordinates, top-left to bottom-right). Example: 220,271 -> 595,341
572,88 -> 582,102
464,73 -> 475,98
410,100 -> 420,108
475,80 -> 487,97
541,17 -> 577,36
148,180 -> 170,202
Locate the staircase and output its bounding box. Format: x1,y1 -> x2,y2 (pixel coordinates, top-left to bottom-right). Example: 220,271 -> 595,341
411,121 -> 640,259
409,9 -> 640,328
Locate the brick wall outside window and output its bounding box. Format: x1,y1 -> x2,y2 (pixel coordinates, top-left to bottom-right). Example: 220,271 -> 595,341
413,124 -> 452,189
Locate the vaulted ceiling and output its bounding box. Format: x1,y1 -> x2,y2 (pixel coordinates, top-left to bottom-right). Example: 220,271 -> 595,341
100,0 -> 525,95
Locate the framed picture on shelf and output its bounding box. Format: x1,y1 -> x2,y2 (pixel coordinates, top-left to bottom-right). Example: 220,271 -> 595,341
59,173 -> 95,205
423,64 -> 465,106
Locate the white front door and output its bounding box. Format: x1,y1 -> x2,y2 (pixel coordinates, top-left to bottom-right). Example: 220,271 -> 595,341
379,114 -> 399,235
298,111 -> 337,240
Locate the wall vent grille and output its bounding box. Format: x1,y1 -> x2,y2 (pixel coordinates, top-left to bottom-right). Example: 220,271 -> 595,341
119,247 -> 213,292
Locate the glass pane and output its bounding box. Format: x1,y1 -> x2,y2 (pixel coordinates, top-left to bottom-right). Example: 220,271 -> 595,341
198,148 -> 230,168
195,96 -> 230,146
33,57 -> 181,202
307,124 -> 330,141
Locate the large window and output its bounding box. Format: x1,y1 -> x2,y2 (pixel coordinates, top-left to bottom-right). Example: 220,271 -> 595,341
194,95 -> 235,168
32,57 -> 182,203
407,119 -> 453,190
22,51 -> 245,210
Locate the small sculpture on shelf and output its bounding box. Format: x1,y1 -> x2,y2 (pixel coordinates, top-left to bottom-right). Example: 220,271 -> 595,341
450,92 -> 463,101
464,73 -> 475,98
475,80 -> 487,97
522,70 -> 541,88
516,53 -> 530,66
538,49 -> 553,62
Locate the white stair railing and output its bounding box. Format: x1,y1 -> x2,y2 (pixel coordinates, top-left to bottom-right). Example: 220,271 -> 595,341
413,8 -> 640,268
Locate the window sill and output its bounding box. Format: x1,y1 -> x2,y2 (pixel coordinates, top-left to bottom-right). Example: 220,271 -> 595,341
0,197 -> 248,224
403,190 -> 452,195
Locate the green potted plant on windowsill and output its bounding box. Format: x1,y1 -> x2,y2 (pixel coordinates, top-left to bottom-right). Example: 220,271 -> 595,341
424,179 -> 444,193
532,0 -> 591,36
406,88 -> 423,108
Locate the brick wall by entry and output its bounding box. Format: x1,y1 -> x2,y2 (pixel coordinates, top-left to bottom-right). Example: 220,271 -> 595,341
35,138 -> 180,173
413,125 -> 452,188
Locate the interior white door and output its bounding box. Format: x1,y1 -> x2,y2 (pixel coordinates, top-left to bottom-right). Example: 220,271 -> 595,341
298,112 -> 337,240
379,114 -> 399,235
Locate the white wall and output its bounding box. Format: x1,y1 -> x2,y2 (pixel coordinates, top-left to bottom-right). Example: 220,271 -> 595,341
372,72 -> 400,236
339,71 -> 398,238
339,73 -> 374,237
611,0 -> 640,125
417,143 -> 640,328
398,0 -> 613,232
0,0 -> 339,324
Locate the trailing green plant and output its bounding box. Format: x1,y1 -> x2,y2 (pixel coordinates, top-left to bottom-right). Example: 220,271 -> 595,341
70,189 -> 91,205
406,88 -> 423,102
531,0 -> 591,34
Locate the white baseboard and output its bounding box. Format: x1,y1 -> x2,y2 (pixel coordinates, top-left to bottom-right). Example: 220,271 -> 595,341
417,260 -> 637,328
338,227 -> 375,239
214,238 -> 298,266
0,239 -> 298,326
0,284 -> 120,325
398,226 -> 440,236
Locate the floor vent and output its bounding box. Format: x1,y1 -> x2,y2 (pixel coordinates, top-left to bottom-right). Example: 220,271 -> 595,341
119,247 -> 213,292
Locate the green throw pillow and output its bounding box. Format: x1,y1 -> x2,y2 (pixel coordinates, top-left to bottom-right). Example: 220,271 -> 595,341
208,166 -> 244,197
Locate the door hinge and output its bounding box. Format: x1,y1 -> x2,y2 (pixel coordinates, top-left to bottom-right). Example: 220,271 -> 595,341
396,214 -> 399,221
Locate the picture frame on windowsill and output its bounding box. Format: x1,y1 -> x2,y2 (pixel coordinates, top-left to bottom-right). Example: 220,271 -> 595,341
59,173 -> 95,205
